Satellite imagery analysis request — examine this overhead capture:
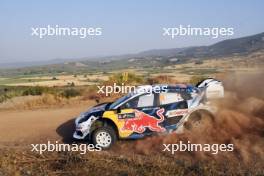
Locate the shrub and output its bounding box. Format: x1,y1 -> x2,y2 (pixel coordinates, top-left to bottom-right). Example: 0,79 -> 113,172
146,75 -> 175,84
195,60 -> 203,65
0,94 -> 9,103
61,88 -> 81,98
23,94 -> 63,109
22,87 -> 45,96
189,75 -> 208,85
108,73 -> 143,85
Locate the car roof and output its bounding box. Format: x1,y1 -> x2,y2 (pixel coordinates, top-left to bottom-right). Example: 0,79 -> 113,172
135,84 -> 195,94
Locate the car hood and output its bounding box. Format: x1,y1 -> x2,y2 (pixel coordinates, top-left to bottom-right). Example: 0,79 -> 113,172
76,102 -> 112,124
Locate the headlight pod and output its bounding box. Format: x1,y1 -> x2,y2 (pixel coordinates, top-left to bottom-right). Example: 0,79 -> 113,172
75,113 -> 86,125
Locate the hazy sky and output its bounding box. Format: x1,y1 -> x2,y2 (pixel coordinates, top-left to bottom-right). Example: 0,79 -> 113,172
0,0 -> 264,62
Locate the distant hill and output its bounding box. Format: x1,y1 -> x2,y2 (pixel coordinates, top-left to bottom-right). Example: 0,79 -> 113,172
0,32 -> 264,70
138,32 -> 264,58
138,48 -> 187,57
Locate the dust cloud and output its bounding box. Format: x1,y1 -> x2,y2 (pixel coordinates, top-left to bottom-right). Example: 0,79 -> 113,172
114,72 -> 264,164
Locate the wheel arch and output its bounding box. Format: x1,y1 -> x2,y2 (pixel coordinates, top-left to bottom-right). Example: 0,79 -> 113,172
90,118 -> 119,138
187,107 -> 215,119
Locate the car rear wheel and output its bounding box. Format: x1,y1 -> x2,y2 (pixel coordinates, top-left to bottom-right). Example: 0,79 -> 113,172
92,126 -> 117,149
184,110 -> 215,133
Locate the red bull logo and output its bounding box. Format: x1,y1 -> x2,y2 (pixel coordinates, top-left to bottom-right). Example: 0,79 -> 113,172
122,108 -> 166,133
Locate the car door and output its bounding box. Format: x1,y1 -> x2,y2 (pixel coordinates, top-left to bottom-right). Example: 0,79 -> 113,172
158,91 -> 189,130
117,93 -> 165,137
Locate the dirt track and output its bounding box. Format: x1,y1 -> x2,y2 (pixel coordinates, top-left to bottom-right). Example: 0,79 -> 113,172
0,105 -> 91,145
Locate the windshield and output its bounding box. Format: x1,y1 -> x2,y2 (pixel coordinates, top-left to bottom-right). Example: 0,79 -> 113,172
109,92 -> 136,109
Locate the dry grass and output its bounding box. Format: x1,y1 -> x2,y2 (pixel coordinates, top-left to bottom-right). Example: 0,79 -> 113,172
0,147 -> 263,176
0,94 -> 91,111
4,74 -> 108,87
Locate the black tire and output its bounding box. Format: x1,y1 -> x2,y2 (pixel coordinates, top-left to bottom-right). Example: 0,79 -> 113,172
92,126 -> 117,149
184,110 -> 215,133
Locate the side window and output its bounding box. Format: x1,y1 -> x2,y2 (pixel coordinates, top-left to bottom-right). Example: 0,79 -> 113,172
121,94 -> 155,109
137,94 -> 154,108
159,92 -> 184,105
121,97 -> 139,109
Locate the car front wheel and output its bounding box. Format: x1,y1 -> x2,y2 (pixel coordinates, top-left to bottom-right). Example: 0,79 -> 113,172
92,126 -> 116,149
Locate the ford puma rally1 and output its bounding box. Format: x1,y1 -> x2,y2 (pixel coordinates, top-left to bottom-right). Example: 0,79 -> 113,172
73,78 -> 224,149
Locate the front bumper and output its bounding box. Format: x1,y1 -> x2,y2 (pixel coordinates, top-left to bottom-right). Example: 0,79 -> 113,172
73,130 -> 87,140
72,115 -> 99,140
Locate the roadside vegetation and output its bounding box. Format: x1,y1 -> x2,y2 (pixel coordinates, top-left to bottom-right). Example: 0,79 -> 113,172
0,73 -> 209,110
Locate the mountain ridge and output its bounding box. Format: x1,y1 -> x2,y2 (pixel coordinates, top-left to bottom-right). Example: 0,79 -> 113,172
138,32 -> 264,58
1,32 -> 264,69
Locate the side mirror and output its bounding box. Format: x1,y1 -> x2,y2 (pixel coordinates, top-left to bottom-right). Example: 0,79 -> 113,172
116,107 -> 121,113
